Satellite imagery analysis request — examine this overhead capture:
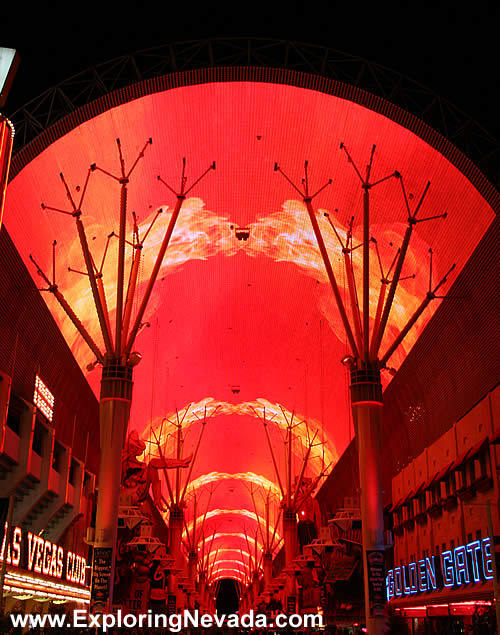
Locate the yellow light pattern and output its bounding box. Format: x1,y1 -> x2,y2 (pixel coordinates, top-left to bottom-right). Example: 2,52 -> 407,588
5,569 -> 90,604
198,533 -> 261,551
186,472 -> 281,498
144,397 -> 336,470
184,509 -> 278,542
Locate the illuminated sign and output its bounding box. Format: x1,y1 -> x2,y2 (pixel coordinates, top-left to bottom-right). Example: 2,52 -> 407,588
387,538 -> 493,600
0,116 -> 14,230
0,48 -> 19,108
0,523 -> 88,587
34,374 -> 55,422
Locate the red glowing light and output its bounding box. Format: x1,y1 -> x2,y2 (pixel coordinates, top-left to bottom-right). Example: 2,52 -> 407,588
3,81 -> 495,562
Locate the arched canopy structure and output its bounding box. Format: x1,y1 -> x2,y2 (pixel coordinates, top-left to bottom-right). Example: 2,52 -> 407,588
3,62 -> 497,581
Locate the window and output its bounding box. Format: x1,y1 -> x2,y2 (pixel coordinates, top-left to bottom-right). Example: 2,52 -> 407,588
6,410 -> 20,434
415,492 -> 426,516
444,473 -> 456,497
452,464 -> 467,491
52,442 -> 63,473
32,423 -> 43,455
69,461 -> 76,485
432,482 -> 442,504
473,455 -> 488,481
6,394 -> 25,435
425,489 -> 433,508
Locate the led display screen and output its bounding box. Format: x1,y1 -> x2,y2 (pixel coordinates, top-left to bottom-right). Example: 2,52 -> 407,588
3,81 -> 495,577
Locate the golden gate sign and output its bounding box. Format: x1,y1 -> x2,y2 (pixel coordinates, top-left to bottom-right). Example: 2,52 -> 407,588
0,523 -> 88,586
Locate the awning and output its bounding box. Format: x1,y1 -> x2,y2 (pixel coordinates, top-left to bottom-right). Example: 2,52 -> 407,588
326,557 -> 359,582
390,488 -> 417,512
422,472 -> 438,490
401,490 -> 415,505
434,461 -> 454,481
469,436 -> 489,457
449,450 -> 469,471
389,437 -> 490,512
450,436 -> 488,471
389,498 -> 403,513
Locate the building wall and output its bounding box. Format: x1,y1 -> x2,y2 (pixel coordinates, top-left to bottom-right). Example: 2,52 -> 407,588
317,214 -> 500,518
0,224 -> 99,610
392,385 -> 499,570
0,225 -> 99,473
380,214 -> 500,504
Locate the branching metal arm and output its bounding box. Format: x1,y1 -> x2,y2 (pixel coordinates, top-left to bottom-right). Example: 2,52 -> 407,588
40,169 -> 115,356
325,212 -> 364,353
380,256 -> 456,366
256,408 -> 285,499
270,506 -> 283,552
149,422 -> 175,505
121,246 -> 142,351
371,178 -> 446,359
369,240 -> 401,358
249,490 -> 266,549
125,159 -> 215,357
74,214 -> 114,355
197,489 -> 214,547
292,430 -> 318,509
340,143 -> 399,362
180,405 -> 217,504
295,460 -> 333,512
275,161 -> 360,358
29,253 -> 104,363
90,138 -> 153,358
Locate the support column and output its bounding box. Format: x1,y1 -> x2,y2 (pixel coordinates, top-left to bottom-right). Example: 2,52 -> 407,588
350,363 -> 386,635
198,571 -> 206,612
91,362 -> 133,612
168,504 -> 184,609
283,509 -> 297,567
252,572 -> 260,606
283,508 -> 297,612
188,551 -> 197,609
263,551 -> 272,588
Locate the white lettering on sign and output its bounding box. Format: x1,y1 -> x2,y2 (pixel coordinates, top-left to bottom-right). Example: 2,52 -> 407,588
0,523 -> 86,586
0,525 -> 21,566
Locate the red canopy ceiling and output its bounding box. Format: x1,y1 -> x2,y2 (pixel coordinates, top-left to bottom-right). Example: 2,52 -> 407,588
3,81 -> 495,577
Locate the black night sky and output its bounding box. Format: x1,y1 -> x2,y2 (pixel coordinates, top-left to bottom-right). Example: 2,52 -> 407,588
2,2 -> 500,141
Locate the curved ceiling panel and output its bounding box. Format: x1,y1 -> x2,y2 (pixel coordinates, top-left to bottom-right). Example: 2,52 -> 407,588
4,81 -> 495,579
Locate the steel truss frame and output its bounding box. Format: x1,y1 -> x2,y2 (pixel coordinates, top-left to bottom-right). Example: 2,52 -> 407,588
6,38 -> 500,190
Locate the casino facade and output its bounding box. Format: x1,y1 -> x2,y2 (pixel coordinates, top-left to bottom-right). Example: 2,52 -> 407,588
0,39 -> 498,633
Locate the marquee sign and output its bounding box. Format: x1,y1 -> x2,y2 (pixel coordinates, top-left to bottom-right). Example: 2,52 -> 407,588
34,374 -> 55,422
387,538 -> 494,600
0,523 -> 88,587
